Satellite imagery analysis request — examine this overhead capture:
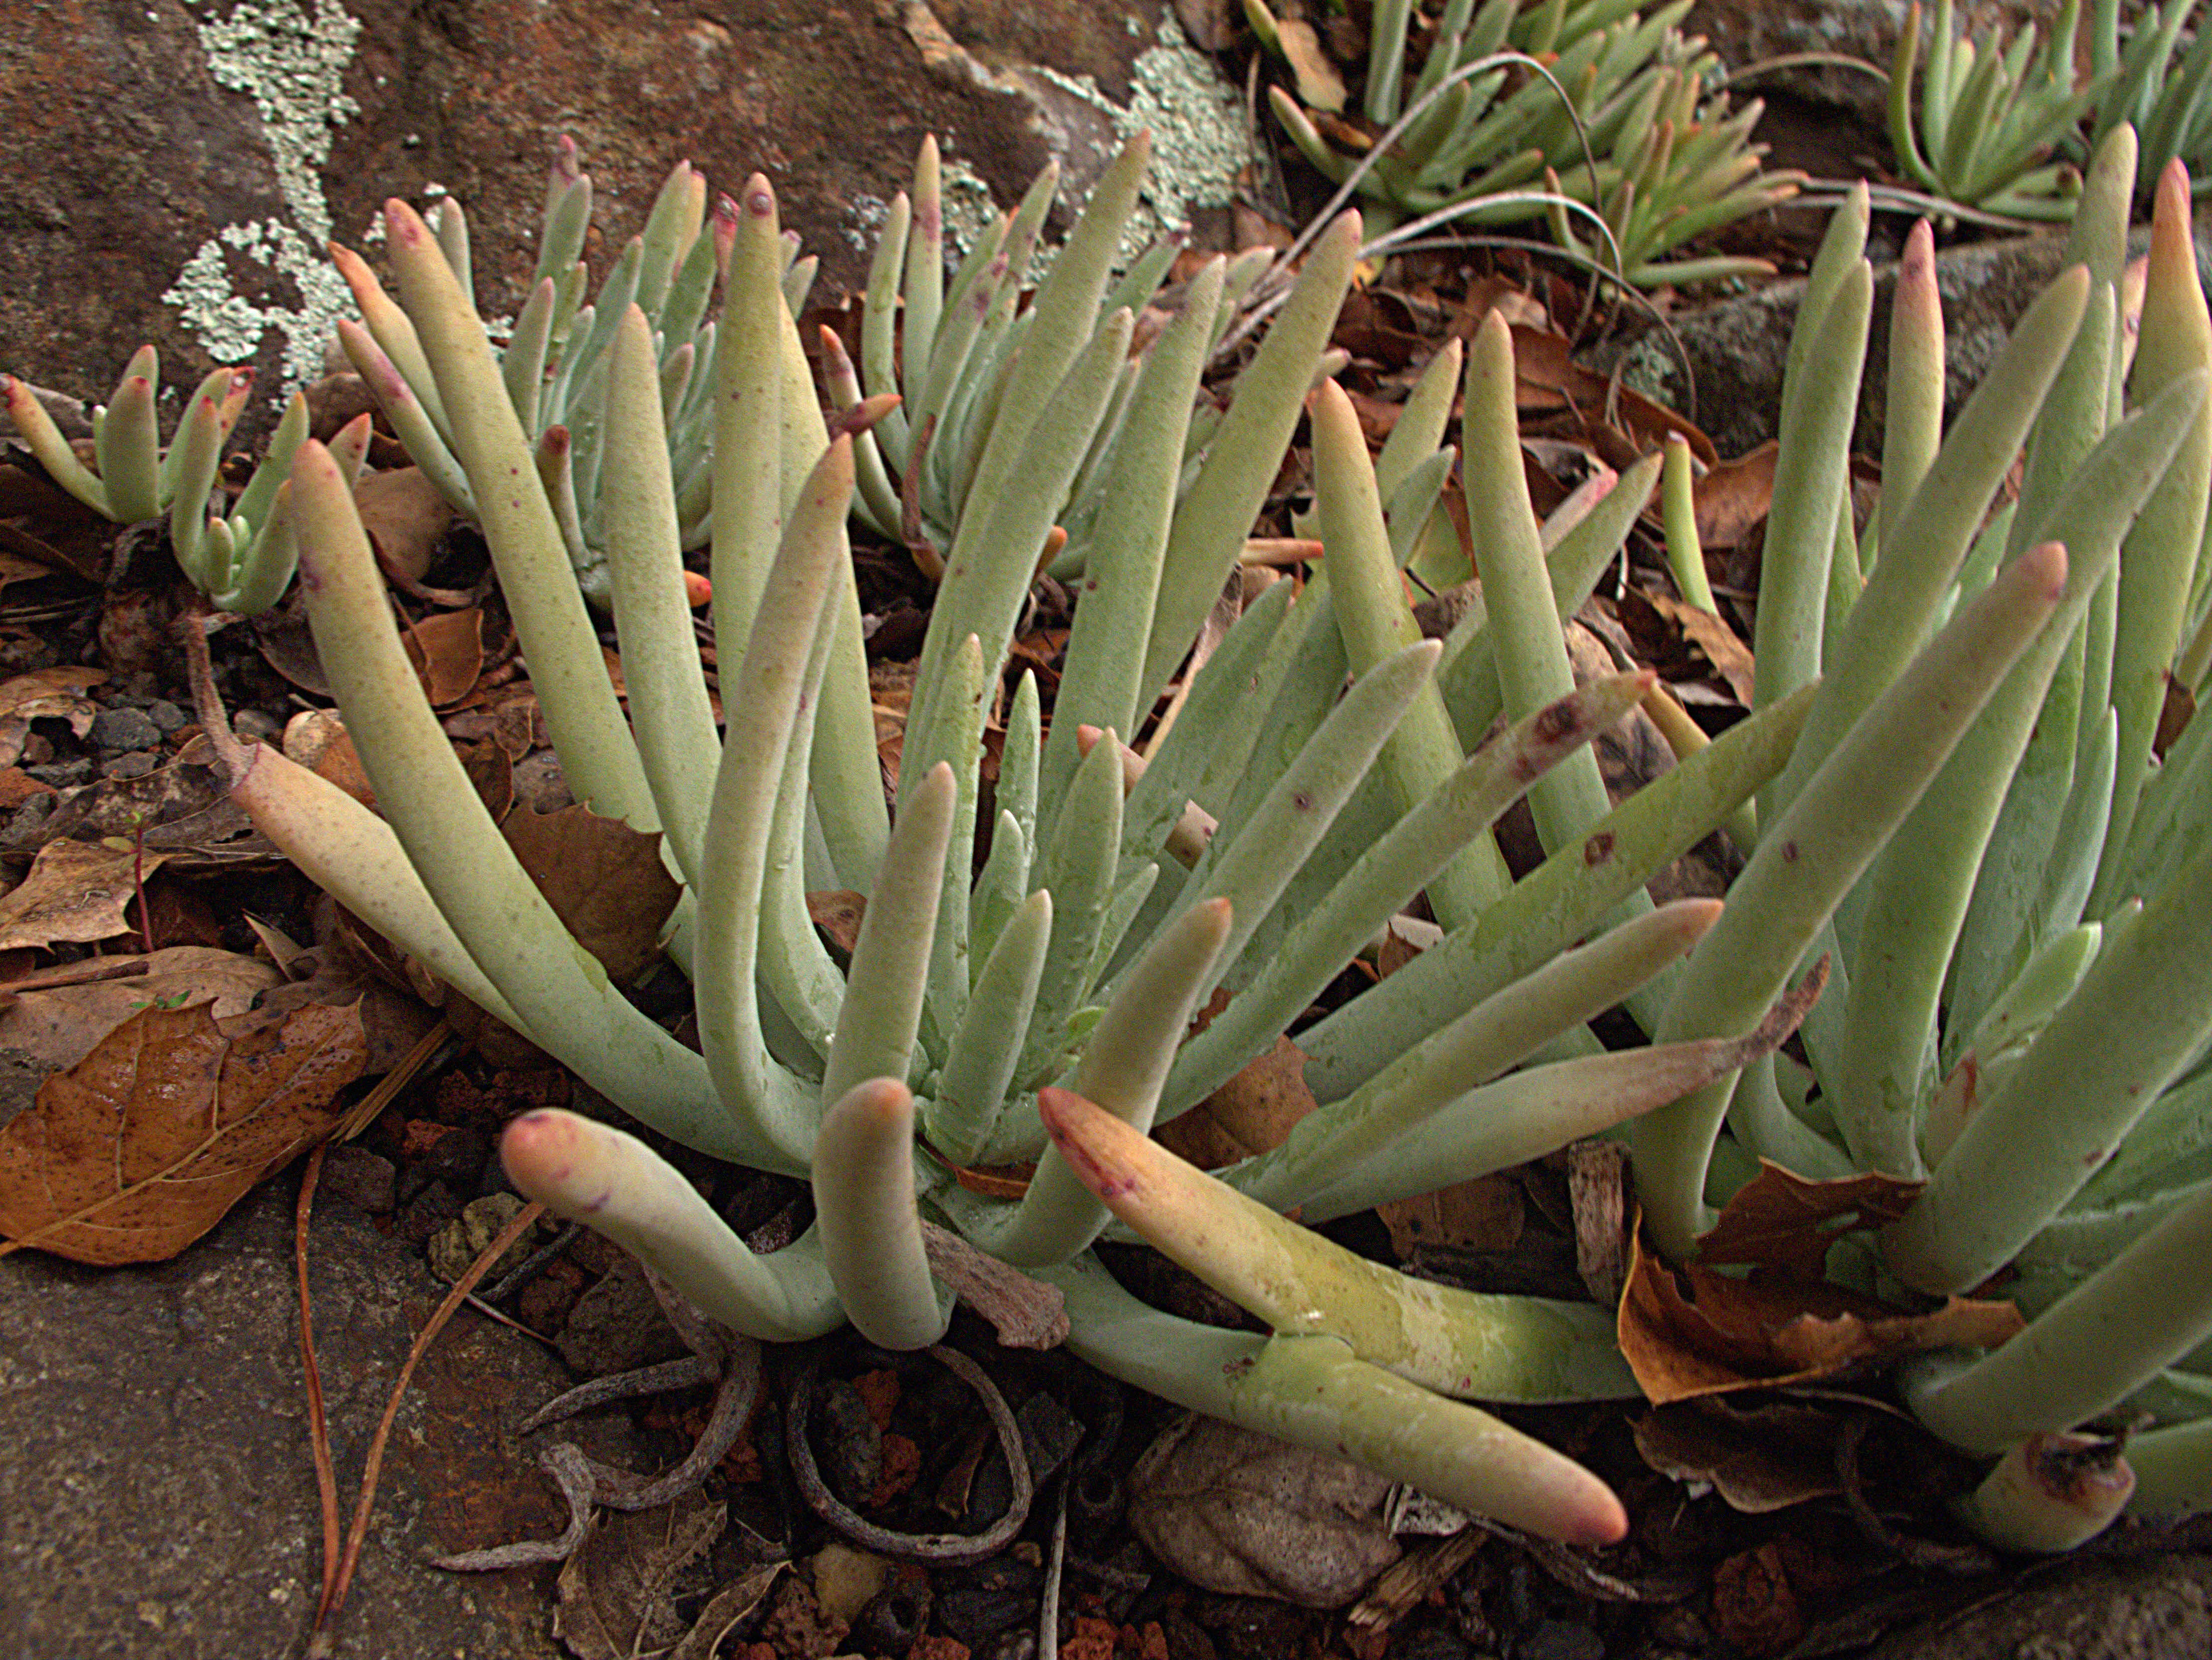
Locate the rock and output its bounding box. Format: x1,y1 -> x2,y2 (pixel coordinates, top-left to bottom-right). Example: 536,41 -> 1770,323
0,1177 -> 652,1658
1603,212 -> 2212,461
556,1255 -> 687,1377
1125,1416 -> 1401,1608
318,1142 -> 397,1214
1687,2 -> 2049,127
810,1542 -> 896,1627
0,0 -> 1250,436
89,705 -> 162,754
426,1191 -> 536,1283
1867,1550 -> 2212,1660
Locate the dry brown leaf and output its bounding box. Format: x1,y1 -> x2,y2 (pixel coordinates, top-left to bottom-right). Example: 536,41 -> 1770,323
0,665 -> 105,767
1633,1397 -> 1845,1513
0,837 -> 174,951
807,889 -> 866,958
1156,1035 -> 1319,1169
401,606 -> 486,706
554,1490 -> 725,1660
501,804 -> 681,984
1277,19 -> 1349,111
1378,1175 -> 1524,1257
282,708 -> 377,805
1698,1161 -> 1926,1281
1643,589 -> 1757,707
7,745 -> 260,860
0,995 -> 367,1263
1619,1230 -> 2024,1404
0,946 -> 280,1070
1693,441 -> 1779,550
353,464 -> 453,581
1511,327 -> 1718,465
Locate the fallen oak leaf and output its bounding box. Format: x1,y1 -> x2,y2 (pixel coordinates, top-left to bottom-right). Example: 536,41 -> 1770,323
0,836 -> 175,951
0,994 -> 368,1263
1697,1160 -> 1925,1281
0,945 -> 281,1070
500,804 -> 681,984
0,664 -> 105,767
400,605 -> 486,707
1640,588 -> 1757,708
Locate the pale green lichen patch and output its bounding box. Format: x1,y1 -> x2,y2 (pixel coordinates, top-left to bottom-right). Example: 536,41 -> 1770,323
1034,14 -> 1253,255
163,0 -> 364,391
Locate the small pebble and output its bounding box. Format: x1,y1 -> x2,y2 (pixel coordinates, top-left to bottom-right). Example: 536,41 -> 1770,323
25,759 -> 93,789
427,1193 -> 535,1283
232,709 -> 282,744
145,700 -> 188,735
101,752 -> 157,780
319,1145 -> 397,1214
810,1543 -> 894,1627
91,706 -> 162,752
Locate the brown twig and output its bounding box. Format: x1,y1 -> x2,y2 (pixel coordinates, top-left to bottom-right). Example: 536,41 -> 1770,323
786,1346 -> 1033,1566
306,1197 -> 547,1652
295,1144 -> 342,1616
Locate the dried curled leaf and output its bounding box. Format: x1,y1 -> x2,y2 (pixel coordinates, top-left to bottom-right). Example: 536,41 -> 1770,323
1697,1161 -> 1925,1281
0,995 -> 367,1264
1618,1229 -> 2024,1405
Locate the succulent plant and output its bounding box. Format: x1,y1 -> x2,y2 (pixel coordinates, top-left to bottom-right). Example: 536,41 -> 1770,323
1888,0 -> 2104,222
833,135 -> 1270,570
328,139 -> 761,608
1,351 -> 324,613
1623,127 -> 2212,1546
2085,0 -> 2212,205
1259,0 -> 1803,286
188,133 -> 1828,1543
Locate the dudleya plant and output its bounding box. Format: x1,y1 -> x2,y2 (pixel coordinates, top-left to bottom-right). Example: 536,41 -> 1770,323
1618,126 -> 2212,1549
1888,0 -> 2102,222
198,137 -> 1824,1543
1,351 -> 326,612
329,138 -> 790,607
1260,0 -> 1803,286
830,135 -> 1264,568
2084,0 -> 2212,205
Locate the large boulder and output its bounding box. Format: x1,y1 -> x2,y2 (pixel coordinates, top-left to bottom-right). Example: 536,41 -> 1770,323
0,0 -> 1250,432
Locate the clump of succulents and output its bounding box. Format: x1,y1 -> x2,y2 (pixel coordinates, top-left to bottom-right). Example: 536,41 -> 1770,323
1623,126 -> 2212,1547
328,139 -> 778,607
1259,0 -> 1803,286
2083,0 -> 2212,205
1,350 -> 322,613
1888,0 -> 2103,221
196,133 -> 1833,1543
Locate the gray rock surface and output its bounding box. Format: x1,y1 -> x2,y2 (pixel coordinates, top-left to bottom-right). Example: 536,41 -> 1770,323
0,1177 -> 654,1659
1687,1 -> 2046,126
1606,213 -> 2212,460
0,0 -> 1249,433
1867,1549 -> 2212,1660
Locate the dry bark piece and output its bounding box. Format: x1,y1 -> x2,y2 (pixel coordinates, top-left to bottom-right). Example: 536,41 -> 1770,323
1126,1415 -> 1401,1608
